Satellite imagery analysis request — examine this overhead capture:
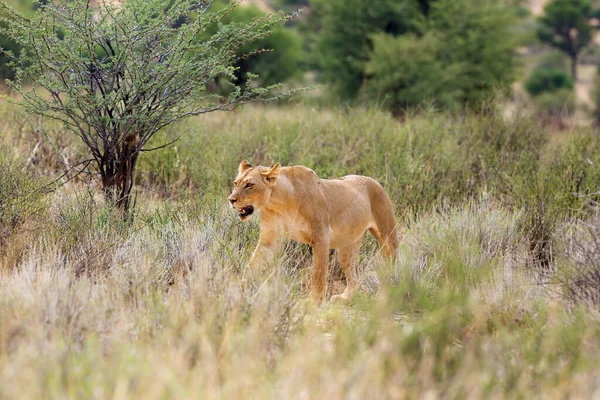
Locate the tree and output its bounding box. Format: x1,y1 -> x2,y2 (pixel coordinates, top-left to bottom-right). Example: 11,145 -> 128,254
429,0 -> 518,105
363,0 -> 517,113
311,0 -> 517,110
311,0 -> 427,100
537,0 -> 593,81
0,0 -> 298,214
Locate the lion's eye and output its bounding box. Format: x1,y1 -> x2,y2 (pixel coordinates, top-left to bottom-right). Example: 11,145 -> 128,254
245,183 -> 254,189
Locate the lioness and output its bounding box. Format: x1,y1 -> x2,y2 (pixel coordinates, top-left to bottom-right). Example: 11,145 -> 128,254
228,160 -> 398,302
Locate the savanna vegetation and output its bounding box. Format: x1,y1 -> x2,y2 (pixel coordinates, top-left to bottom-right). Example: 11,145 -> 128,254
1,101 -> 600,397
1,0 -> 600,398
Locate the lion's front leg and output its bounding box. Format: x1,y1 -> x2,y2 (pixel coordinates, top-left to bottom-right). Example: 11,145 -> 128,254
248,229 -> 280,270
310,237 -> 330,303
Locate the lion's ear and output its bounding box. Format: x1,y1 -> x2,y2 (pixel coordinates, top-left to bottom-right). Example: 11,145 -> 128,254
238,160 -> 252,174
261,163 -> 281,184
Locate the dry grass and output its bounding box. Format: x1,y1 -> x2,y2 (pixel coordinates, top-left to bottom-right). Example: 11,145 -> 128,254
0,189 -> 598,399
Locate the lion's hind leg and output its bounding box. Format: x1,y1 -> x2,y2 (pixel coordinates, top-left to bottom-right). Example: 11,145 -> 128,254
367,186 -> 398,262
331,241 -> 361,303
368,225 -> 397,262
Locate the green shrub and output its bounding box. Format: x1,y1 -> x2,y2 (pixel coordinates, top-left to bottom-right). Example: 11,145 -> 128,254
525,67 -> 574,96
524,66 -> 576,125
508,131 -> 600,267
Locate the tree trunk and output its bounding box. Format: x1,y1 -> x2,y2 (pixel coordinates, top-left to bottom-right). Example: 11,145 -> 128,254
571,54 -> 578,82
100,134 -> 139,220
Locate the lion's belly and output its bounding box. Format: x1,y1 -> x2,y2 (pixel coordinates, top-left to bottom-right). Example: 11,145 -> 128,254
274,213 -> 371,248
328,216 -> 373,248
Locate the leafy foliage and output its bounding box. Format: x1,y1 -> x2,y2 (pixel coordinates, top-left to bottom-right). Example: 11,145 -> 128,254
0,0 -> 37,80
525,67 -> 575,127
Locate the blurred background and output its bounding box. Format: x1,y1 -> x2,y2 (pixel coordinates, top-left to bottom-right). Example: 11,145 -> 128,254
5,0 -> 600,130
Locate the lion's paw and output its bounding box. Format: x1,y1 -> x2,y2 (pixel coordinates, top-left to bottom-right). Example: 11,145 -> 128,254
330,294 -> 350,304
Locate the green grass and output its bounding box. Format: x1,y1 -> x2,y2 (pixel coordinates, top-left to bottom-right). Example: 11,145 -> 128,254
0,103 -> 599,398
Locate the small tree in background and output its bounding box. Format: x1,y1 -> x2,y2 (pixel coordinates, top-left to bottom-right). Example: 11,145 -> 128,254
537,0 -> 593,81
0,0 -> 298,215
364,0 -> 517,114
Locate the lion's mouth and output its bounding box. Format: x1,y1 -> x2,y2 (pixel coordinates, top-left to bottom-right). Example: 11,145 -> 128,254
237,205 -> 254,219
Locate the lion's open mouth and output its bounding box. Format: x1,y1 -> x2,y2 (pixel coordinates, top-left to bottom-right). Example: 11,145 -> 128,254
237,205 -> 254,219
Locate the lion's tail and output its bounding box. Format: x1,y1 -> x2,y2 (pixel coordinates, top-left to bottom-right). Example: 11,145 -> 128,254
366,178 -> 398,261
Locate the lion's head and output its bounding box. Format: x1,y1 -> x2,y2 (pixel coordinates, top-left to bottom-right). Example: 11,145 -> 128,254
228,160 -> 281,220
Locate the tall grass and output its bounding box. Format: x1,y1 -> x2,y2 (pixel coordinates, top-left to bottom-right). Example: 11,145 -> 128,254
0,147 -> 47,268
1,103 -> 599,398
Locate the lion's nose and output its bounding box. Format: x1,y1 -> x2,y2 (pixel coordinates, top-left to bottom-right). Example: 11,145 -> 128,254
229,198 -> 237,205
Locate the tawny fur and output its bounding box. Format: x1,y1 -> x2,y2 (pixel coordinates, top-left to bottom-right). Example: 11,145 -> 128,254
228,161 -> 398,303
